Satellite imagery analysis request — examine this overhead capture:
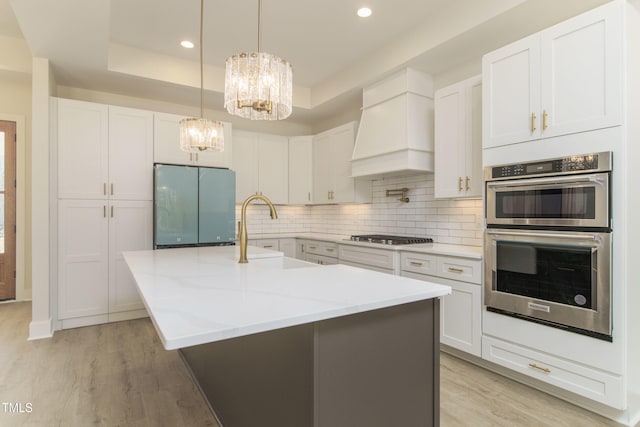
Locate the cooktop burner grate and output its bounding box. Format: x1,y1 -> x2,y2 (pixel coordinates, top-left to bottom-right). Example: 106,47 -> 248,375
349,234 -> 433,245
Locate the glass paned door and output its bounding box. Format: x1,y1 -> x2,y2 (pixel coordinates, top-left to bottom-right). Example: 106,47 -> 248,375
0,120 -> 16,300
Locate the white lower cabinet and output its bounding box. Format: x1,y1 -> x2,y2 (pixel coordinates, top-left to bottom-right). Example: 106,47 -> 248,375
401,252 -> 482,357
58,199 -> 151,327
278,238 -> 296,258
338,244 -> 397,274
482,335 -> 623,408
297,240 -> 338,265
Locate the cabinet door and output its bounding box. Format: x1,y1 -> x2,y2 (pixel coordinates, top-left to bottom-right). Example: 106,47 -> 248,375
434,82 -> 464,198
312,133 -> 331,203
483,34 -> 541,148
330,123 -> 356,204
258,134 -> 289,204
57,99 -> 109,199
465,77 -> 483,197
289,136 -> 313,204
540,2 -> 622,138
109,200 -> 152,313
279,238 -> 296,258
109,106 -> 154,201
232,130 -> 259,202
441,280 -> 481,356
401,270 -> 481,357
58,199 -> 109,319
153,112 -> 192,165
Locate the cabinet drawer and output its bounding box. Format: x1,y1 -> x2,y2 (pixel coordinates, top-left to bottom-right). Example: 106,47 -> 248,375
482,335 -> 624,408
338,245 -> 396,270
304,240 -> 338,258
305,254 -> 338,265
400,252 -> 438,276
254,239 -> 279,250
436,257 -> 481,284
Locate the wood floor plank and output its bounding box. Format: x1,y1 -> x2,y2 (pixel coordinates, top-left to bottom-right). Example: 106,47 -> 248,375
0,301 -> 629,427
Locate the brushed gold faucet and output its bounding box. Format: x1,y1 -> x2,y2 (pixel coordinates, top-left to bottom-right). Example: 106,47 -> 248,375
238,193 -> 278,263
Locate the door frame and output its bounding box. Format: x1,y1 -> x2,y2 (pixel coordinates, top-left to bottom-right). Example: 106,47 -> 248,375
0,114 -> 26,301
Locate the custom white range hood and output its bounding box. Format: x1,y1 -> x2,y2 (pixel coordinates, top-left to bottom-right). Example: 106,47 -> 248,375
351,68 -> 435,178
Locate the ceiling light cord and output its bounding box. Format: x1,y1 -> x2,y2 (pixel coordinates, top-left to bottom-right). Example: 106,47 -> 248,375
200,0 -> 205,119
257,0 -> 262,52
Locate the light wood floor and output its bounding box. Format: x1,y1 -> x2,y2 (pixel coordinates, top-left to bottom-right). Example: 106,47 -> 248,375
0,302 -> 624,426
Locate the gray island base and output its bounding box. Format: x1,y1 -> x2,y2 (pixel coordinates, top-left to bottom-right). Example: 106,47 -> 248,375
180,298 -> 440,427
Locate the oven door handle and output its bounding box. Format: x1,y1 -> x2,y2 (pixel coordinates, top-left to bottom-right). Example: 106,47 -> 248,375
486,229 -> 599,241
487,174 -> 607,189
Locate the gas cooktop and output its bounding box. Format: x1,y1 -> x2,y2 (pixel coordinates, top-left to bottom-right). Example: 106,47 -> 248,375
349,234 -> 433,245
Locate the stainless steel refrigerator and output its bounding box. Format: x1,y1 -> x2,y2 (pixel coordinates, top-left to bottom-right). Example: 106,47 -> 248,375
154,164 -> 236,248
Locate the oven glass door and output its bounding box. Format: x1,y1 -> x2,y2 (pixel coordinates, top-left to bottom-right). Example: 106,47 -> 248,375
486,172 -> 609,229
485,229 -> 611,339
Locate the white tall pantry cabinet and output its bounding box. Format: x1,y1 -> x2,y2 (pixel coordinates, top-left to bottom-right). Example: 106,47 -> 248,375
54,98 -> 152,328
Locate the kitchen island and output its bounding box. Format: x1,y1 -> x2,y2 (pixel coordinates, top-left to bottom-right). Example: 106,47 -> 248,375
123,246 -> 450,427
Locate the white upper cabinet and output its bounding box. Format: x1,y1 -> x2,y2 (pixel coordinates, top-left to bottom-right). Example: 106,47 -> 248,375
57,100 -> 154,201
434,75 -> 482,198
108,106 -> 154,201
57,98 -> 109,200
483,1 -> 622,148
153,112 -> 233,168
289,136 -> 313,205
233,130 -> 289,204
313,122 -> 371,204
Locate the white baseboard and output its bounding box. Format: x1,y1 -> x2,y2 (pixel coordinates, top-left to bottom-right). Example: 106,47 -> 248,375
28,319 -> 53,340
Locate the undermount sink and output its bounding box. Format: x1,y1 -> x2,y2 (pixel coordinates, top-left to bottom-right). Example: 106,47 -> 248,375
250,256 -> 318,270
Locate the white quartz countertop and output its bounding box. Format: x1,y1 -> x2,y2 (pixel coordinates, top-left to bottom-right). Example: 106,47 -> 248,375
123,246 -> 451,350
251,232 -> 483,259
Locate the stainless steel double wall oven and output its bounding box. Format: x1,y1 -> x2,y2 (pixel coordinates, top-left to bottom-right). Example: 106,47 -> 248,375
484,152 -> 613,341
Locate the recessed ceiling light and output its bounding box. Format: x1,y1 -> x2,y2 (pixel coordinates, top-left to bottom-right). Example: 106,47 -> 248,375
357,7 -> 372,18
181,40 -> 195,49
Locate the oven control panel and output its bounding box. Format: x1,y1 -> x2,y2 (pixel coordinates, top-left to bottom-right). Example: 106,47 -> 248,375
488,152 -> 609,180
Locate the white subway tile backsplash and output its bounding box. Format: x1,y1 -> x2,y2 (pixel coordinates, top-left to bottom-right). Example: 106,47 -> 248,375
237,172 -> 484,247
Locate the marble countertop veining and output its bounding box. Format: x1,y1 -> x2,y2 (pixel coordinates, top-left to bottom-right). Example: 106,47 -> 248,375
123,245 -> 451,350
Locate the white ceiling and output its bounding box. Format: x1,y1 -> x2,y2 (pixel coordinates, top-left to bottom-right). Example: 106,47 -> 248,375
3,0 -> 610,127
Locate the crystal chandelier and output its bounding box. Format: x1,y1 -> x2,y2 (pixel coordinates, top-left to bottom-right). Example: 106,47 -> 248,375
224,0 -> 293,120
180,0 -> 224,152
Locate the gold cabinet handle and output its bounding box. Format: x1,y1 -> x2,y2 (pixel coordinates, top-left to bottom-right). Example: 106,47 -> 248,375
110,183 -> 114,195
309,246 -> 317,250
465,176 -> 470,191
410,261 -> 424,267
263,245 -> 273,248
195,153 -> 199,162
448,267 -> 464,273
308,192 -> 311,201
110,206 -> 114,218
458,177 -> 463,192
531,112 -> 537,133
103,205 -> 106,218
529,363 -> 551,374
103,183 -> 107,196
301,244 -> 305,253
543,110 -> 548,131
325,248 -> 335,252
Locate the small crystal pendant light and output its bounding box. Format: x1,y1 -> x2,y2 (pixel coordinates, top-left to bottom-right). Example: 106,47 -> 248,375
180,0 -> 224,152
